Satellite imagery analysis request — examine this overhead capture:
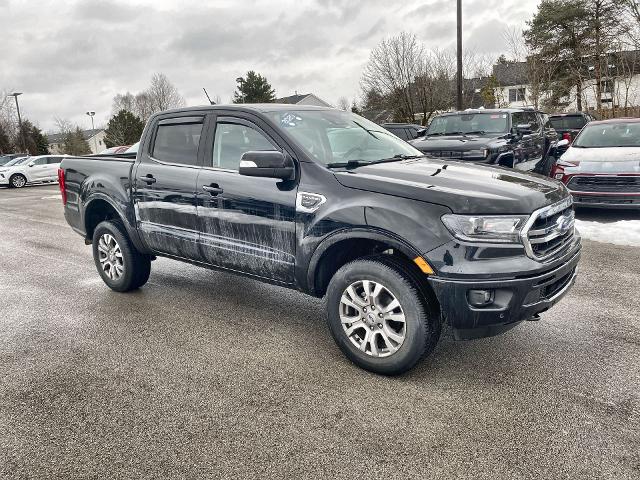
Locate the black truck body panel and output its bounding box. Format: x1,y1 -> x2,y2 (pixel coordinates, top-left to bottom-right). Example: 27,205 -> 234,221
60,104 -> 580,339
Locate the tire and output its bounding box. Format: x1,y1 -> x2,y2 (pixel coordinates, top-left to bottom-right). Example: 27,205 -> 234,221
92,220 -> 151,292
9,174 -> 27,188
325,255 -> 440,375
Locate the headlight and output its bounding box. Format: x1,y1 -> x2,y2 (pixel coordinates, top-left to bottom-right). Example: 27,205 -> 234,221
441,214 -> 528,244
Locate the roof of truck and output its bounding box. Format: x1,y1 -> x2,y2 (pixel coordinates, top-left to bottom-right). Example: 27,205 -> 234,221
160,104 -> 335,115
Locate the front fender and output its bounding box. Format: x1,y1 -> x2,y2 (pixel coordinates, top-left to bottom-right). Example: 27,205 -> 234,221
304,227 -> 426,295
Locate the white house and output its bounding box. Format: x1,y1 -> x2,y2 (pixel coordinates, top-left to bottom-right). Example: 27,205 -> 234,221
491,51 -> 640,113
275,93 -> 333,108
47,128 -> 106,155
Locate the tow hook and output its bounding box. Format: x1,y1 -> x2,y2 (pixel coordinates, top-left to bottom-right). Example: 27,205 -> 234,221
527,314 -> 542,322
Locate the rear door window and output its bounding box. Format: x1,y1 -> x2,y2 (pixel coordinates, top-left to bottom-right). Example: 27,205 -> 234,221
152,122 -> 203,165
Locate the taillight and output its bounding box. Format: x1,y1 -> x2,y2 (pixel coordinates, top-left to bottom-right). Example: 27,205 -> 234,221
562,132 -> 572,143
58,168 -> 67,205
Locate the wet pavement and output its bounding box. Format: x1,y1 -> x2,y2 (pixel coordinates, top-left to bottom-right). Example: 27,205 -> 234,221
1,185 -> 639,479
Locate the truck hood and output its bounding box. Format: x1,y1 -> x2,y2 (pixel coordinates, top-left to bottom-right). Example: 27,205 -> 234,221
559,147 -> 640,175
410,134 -> 504,154
333,158 -> 567,214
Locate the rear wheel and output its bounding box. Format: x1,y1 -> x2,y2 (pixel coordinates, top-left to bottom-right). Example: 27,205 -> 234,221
325,256 -> 440,375
92,220 -> 151,292
10,174 -> 27,188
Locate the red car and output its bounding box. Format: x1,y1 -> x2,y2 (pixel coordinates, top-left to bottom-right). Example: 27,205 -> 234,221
552,118 -> 640,209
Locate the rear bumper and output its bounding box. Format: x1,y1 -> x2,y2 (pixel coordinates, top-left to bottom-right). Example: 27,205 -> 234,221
428,249 -> 580,340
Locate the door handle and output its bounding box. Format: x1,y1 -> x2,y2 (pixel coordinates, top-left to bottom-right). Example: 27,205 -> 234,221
139,174 -> 156,184
202,184 -> 223,196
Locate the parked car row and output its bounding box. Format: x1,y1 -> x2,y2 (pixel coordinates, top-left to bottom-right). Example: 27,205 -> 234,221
381,108 -> 637,210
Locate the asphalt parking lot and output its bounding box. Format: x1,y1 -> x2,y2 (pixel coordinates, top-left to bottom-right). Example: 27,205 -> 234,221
1,184 -> 639,479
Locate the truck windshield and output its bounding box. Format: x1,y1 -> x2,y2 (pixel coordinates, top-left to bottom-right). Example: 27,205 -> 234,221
265,110 -> 422,166
549,116 -> 588,130
426,113 -> 509,135
573,122 -> 640,148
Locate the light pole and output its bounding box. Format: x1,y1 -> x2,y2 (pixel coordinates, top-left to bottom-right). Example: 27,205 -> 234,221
86,111 -> 97,153
456,0 -> 463,111
235,77 -> 245,103
8,92 -> 24,152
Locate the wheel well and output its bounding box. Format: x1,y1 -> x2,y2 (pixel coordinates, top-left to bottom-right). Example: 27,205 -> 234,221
313,239 -> 439,313
85,199 -> 121,240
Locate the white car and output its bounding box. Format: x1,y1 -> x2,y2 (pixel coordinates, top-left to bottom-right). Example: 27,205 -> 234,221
0,155 -> 66,188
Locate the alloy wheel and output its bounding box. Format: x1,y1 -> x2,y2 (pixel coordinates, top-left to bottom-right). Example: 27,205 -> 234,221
97,233 -> 124,281
12,175 -> 26,188
339,279 -> 406,357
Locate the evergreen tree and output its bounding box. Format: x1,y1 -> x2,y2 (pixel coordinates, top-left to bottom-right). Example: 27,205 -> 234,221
62,127 -> 91,156
15,120 -> 49,155
104,110 -> 145,148
233,71 -> 276,103
0,123 -> 11,154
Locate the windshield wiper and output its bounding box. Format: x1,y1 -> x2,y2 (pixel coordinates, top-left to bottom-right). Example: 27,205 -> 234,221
326,154 -> 421,169
464,130 -> 486,135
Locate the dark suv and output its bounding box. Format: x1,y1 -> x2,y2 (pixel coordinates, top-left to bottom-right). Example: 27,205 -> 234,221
410,108 -> 558,171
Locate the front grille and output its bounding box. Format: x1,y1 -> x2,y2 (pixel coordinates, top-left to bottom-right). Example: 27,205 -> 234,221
522,197 -> 575,261
573,195 -> 640,206
567,175 -> 640,192
428,150 -> 463,158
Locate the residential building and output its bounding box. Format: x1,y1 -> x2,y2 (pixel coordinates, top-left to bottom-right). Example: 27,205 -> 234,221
275,93 -> 333,108
47,128 -> 106,155
490,50 -> 640,112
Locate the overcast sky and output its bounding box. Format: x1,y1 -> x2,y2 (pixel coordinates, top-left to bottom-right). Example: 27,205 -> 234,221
1,0 -> 539,132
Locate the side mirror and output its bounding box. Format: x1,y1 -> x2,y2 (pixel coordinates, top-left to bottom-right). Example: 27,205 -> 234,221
416,128 -> 427,137
239,151 -> 294,180
28,163 -> 34,167
515,123 -> 532,135
556,139 -> 570,148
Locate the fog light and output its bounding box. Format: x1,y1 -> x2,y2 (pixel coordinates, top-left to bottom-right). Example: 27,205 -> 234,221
468,289 -> 495,307
554,173 -> 563,180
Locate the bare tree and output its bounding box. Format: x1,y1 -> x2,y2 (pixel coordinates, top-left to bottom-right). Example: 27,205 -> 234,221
503,26 -> 527,62
112,92 -> 136,115
336,96 -> 350,111
146,73 -> 186,112
361,32 -> 423,122
414,49 -> 456,123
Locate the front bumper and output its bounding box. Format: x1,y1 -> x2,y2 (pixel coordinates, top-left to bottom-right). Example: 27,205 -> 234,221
571,192 -> 640,209
428,249 -> 580,340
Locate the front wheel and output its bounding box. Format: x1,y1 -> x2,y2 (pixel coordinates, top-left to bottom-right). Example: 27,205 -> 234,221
10,174 -> 27,188
92,220 -> 151,292
325,256 -> 440,375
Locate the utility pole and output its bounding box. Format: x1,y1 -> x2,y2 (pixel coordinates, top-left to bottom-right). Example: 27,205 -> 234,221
86,111 -> 97,153
8,92 -> 24,152
456,0 -> 463,111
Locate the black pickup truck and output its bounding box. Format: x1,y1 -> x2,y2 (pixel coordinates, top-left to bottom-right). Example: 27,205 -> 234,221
59,105 -> 581,375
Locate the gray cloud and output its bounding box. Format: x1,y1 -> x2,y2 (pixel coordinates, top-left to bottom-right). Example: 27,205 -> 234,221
0,0 -> 538,131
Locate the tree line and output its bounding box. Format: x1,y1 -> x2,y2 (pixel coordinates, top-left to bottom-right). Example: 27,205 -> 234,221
359,0 -> 640,122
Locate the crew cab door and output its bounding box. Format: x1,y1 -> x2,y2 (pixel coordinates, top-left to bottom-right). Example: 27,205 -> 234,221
133,115 -> 206,260
196,114 -> 297,284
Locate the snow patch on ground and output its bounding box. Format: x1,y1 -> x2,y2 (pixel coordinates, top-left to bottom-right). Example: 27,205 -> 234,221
575,219 -> 640,247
